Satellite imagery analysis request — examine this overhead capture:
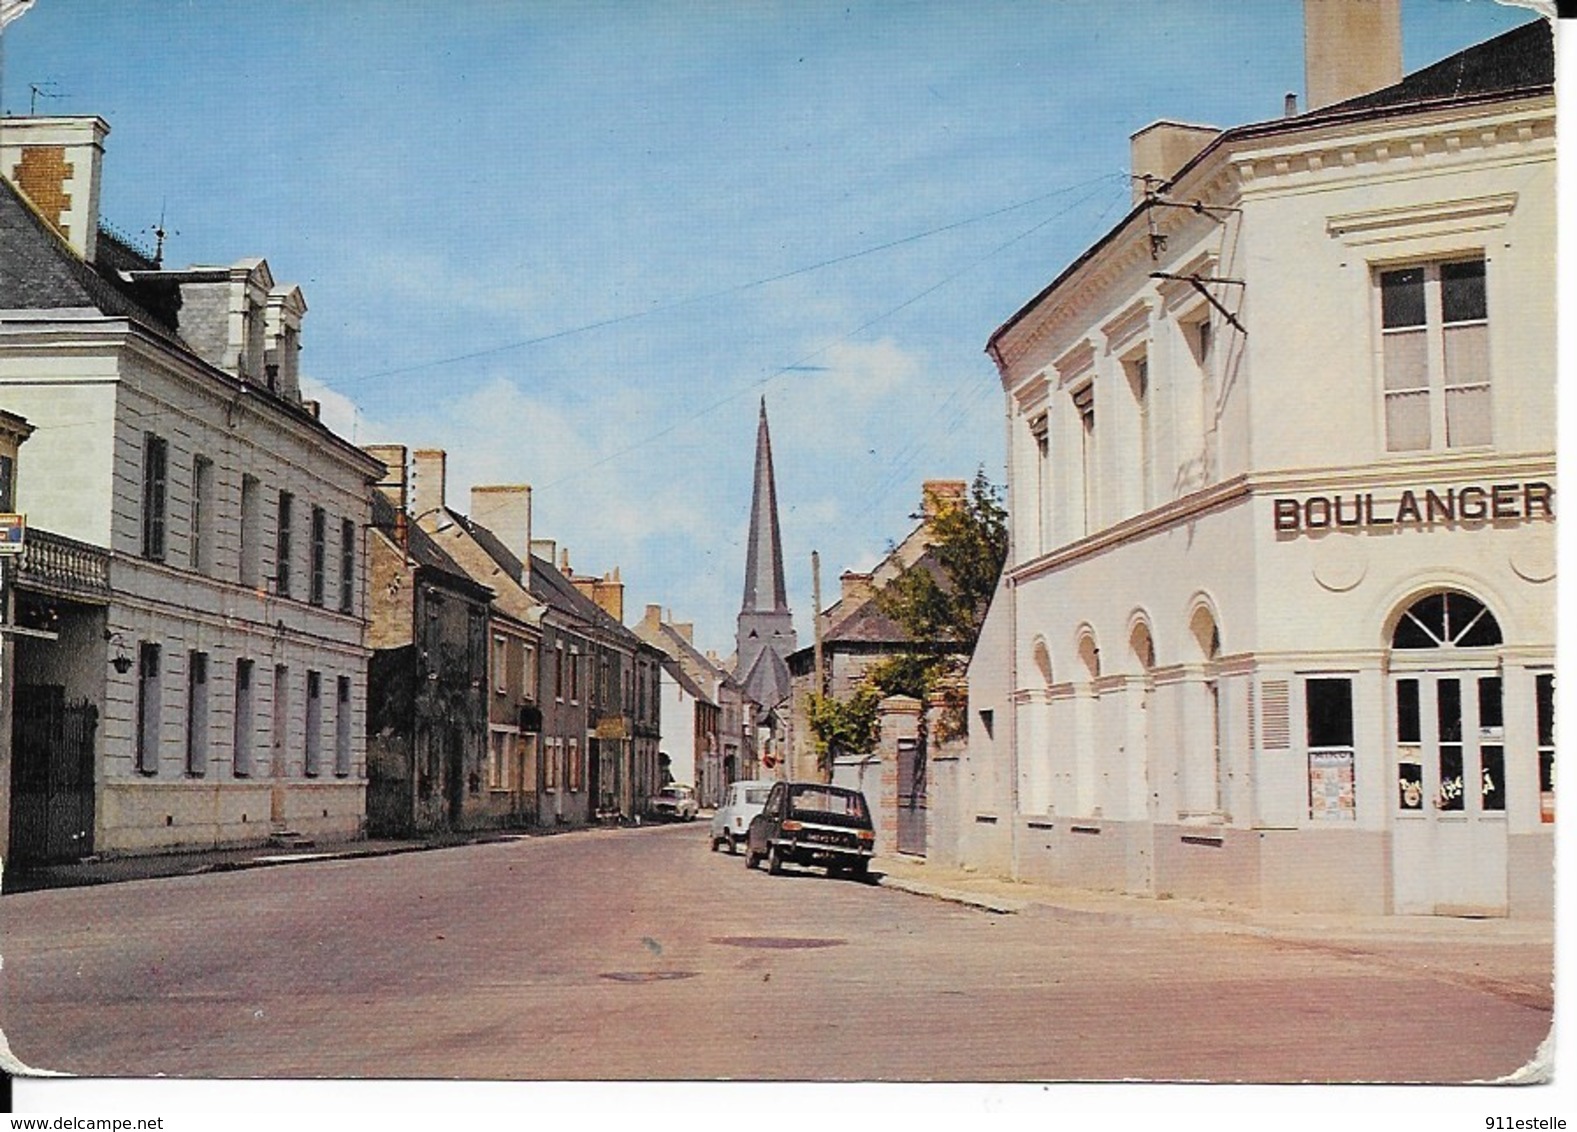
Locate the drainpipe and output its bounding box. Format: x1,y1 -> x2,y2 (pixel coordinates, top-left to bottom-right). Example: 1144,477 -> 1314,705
990,339 -> 1022,880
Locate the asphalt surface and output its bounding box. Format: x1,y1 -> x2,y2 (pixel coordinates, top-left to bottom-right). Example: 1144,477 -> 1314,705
0,821 -> 1553,1083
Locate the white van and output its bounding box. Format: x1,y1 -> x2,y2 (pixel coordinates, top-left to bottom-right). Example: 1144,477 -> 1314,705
709,779 -> 774,854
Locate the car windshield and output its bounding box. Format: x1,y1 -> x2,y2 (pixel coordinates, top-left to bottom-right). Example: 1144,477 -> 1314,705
743,789 -> 770,805
788,786 -> 867,819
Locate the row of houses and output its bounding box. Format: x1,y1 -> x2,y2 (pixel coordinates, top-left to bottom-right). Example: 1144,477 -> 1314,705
0,110 -> 749,865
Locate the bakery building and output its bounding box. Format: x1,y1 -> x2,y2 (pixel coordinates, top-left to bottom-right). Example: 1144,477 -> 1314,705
954,9 -> 1554,918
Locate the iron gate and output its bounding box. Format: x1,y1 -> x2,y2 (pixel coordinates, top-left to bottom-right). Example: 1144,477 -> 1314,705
896,736 -> 926,856
10,686 -> 97,864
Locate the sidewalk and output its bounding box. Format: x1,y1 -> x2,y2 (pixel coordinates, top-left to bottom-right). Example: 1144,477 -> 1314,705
871,853 -> 1555,947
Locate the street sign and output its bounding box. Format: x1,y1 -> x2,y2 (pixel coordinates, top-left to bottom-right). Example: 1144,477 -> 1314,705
0,513 -> 24,555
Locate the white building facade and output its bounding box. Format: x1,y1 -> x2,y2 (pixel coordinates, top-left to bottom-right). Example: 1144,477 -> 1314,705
1,117 -> 382,855
959,18 -> 1554,918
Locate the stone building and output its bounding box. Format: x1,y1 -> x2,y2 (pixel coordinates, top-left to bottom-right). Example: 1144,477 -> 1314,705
0,116 -> 383,856
956,10 -> 1555,918
362,448 -> 494,836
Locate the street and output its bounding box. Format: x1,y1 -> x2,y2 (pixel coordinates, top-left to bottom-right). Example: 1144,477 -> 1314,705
0,822 -> 1552,1083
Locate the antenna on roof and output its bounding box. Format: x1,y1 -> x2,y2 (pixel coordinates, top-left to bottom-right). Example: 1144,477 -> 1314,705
27,79 -> 60,114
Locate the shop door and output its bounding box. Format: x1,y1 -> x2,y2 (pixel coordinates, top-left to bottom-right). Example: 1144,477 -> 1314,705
1392,672 -> 1507,916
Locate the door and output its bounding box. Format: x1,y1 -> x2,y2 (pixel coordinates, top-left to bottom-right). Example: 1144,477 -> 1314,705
1392,671 -> 1507,916
896,736 -> 926,856
9,687 -> 97,863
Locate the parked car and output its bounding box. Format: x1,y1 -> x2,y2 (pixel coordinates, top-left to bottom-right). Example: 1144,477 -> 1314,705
709,779 -> 773,854
745,782 -> 874,879
651,783 -> 699,821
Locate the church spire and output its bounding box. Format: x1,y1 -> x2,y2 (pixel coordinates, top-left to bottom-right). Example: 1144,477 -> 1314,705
742,397 -> 788,615
736,398 -> 796,708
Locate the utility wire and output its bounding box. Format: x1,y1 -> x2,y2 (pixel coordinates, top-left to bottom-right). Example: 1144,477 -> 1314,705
337,172 -> 1127,388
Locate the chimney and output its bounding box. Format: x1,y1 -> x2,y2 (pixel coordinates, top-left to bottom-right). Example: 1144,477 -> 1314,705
411,449 -> 447,521
840,570 -> 876,608
301,399 -> 321,419
559,548 -> 571,574
0,116 -> 110,262
921,479 -> 967,521
592,575 -> 625,622
471,484 -> 532,588
1304,0 -> 1401,112
642,604 -> 663,631
674,622 -> 695,644
1129,121 -> 1221,204
530,538 -> 557,568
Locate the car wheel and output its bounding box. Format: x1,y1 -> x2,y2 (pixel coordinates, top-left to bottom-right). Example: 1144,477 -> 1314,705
745,846 -> 760,869
710,835 -> 720,852
726,833 -> 738,855
852,858 -> 870,881
768,845 -> 783,875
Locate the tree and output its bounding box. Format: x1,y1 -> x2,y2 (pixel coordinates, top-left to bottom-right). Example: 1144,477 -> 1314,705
876,468 -> 1008,655
805,470 -> 1009,769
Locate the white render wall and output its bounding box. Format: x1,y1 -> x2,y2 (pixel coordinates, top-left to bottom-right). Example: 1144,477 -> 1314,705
0,315 -> 375,852
969,87 -> 1555,916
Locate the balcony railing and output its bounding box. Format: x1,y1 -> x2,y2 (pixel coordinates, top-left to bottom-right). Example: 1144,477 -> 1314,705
15,529 -> 111,602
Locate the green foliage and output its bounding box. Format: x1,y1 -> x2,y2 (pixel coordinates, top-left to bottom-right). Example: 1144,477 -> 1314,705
805,685 -> 882,770
863,653 -> 939,700
877,468 -> 1008,652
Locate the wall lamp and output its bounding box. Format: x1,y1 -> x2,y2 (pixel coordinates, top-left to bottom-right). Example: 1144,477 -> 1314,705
104,630 -> 133,674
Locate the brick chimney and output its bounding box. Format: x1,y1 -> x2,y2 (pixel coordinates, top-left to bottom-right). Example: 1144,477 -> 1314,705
642,604 -> 663,632
365,444 -> 409,547
1304,0 -> 1401,112
1129,121 -> 1221,203
921,479 -> 967,522
530,538 -> 556,569
471,484 -> 532,588
0,116 -> 109,262
411,449 -> 447,521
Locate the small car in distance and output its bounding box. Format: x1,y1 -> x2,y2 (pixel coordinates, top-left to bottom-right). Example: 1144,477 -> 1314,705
709,779 -> 773,854
745,782 -> 875,879
651,783 -> 699,821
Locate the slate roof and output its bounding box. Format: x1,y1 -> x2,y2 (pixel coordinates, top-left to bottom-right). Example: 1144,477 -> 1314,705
1322,20 -> 1552,116
371,492 -> 492,601
0,175 -> 182,342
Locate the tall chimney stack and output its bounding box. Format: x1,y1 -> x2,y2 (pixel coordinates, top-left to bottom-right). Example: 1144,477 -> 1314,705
411,449 -> 447,521
1304,0 -> 1402,112
0,116 -> 109,262
471,484 -> 533,588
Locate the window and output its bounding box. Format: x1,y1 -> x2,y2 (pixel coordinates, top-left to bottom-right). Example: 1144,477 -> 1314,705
190,455 -> 214,574
275,491 -> 294,597
142,433 -> 168,561
335,675 -> 353,777
1391,591 -> 1502,649
545,737 -> 559,790
1478,676 -> 1504,813
1306,678 -> 1355,821
0,453 -> 13,511
240,475 -> 262,588
1029,412 -> 1050,553
136,642 -> 162,774
568,737 -> 581,791
339,517 -> 356,613
1537,673 -> 1555,824
1072,383 -> 1096,535
185,651 -> 209,775
1380,257 -> 1489,452
234,659 -> 255,777
555,642 -> 565,702
309,505 -> 327,606
569,647 -> 581,704
493,636 -> 508,694
522,644 -> 537,702
305,670 -> 322,776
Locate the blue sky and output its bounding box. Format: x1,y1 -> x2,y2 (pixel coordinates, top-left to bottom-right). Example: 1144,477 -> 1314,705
0,0 -> 1544,658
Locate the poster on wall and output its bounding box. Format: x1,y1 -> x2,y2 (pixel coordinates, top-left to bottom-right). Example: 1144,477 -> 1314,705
1309,749 -> 1356,821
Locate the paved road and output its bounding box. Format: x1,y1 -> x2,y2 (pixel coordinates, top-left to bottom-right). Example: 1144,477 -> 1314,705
0,822 -> 1552,1082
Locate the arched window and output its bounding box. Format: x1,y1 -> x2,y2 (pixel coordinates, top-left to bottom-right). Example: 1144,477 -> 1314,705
1032,638 -> 1053,687
1129,620 -> 1156,672
1391,591 -> 1502,649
